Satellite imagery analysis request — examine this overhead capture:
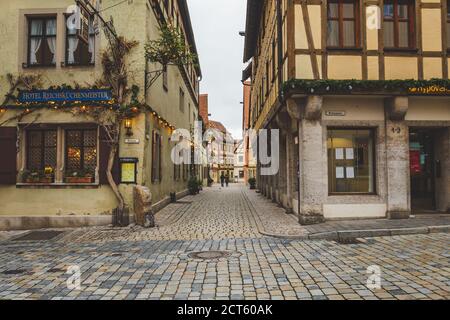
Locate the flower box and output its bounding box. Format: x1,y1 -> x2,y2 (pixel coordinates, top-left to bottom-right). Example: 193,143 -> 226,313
65,176 -> 94,184
25,177 -> 54,184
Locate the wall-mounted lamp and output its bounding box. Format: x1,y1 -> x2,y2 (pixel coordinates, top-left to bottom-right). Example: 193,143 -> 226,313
124,118 -> 133,136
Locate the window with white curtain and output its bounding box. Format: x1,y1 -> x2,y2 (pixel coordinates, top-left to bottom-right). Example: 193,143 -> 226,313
327,0 -> 360,48
27,17 -> 57,66
65,17 -> 96,65
383,0 -> 415,49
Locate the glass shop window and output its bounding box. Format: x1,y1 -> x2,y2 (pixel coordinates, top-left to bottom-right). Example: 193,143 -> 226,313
327,129 -> 375,194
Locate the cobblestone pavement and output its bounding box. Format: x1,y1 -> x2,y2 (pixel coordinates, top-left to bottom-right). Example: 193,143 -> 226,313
0,234 -> 448,300
60,185 -> 261,242
0,185 -> 449,300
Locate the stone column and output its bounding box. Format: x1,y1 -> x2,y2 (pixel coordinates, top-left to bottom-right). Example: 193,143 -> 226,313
385,97 -> 411,219
276,110 -> 290,209
288,96 -> 326,225
285,130 -> 295,213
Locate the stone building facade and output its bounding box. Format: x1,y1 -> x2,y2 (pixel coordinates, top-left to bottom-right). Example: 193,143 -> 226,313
243,0 -> 450,224
0,0 -> 203,230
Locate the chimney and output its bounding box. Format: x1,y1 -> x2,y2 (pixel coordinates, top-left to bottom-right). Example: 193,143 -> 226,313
199,94 -> 209,126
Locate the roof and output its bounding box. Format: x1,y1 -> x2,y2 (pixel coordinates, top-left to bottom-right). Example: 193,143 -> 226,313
178,0 -> 202,77
208,120 -> 227,133
243,0 -> 264,63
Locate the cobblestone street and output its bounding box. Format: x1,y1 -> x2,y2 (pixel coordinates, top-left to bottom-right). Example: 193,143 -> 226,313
0,185 -> 449,300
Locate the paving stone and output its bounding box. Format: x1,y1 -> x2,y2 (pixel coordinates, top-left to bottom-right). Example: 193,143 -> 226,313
0,185 -> 448,300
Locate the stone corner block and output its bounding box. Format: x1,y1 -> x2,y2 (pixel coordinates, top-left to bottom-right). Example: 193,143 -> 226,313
298,213 -> 325,225
387,210 -> 410,219
133,185 -> 155,228
385,96 -> 409,121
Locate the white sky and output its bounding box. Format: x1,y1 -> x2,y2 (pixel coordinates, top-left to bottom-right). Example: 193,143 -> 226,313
188,0 -> 247,140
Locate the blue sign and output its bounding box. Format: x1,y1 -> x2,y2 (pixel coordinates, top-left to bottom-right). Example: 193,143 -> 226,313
18,89 -> 113,103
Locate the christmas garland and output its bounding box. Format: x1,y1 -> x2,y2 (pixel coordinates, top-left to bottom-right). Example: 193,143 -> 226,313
282,78 -> 450,96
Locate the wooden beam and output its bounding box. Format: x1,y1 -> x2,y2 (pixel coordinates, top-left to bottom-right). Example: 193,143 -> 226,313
417,1 -> 424,80
287,0 -> 296,79
378,0 -> 385,79
301,3 -> 320,79
361,1 -> 368,79
442,0 -> 449,79
321,0 -> 328,79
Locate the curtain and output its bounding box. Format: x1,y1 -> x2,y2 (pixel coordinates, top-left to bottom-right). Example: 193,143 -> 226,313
46,19 -> 57,64
327,21 -> 339,47
384,21 -> 395,47
68,37 -> 79,64
29,20 -> 43,65
343,21 -> 355,47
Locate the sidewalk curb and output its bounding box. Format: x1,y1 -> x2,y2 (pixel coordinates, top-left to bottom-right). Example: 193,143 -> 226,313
306,225 -> 450,241
242,189 -> 450,241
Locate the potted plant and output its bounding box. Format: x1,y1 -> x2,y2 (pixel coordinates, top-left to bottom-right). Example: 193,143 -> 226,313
188,176 -> 199,195
65,170 -> 94,184
22,168 -> 54,183
248,177 -> 256,190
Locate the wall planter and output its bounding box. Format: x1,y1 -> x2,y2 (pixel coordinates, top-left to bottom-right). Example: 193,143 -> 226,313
25,177 -> 54,184
65,176 -> 94,184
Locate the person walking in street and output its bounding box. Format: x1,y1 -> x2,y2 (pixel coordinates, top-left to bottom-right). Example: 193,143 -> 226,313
220,173 -> 225,187
225,174 -> 229,187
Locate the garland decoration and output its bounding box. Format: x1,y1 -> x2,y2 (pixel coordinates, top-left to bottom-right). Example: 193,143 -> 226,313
282,78 -> 450,96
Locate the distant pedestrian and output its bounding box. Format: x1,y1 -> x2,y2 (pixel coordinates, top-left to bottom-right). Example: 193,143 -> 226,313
225,174 -> 229,187
220,173 -> 225,187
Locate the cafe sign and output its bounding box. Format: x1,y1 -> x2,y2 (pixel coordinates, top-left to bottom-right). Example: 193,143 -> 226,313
18,89 -> 113,104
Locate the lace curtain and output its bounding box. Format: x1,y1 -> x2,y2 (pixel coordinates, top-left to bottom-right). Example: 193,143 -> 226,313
29,20 -> 43,65
46,19 -> 57,64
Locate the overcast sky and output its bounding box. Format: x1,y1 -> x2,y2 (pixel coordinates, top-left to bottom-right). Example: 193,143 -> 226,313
188,0 -> 247,140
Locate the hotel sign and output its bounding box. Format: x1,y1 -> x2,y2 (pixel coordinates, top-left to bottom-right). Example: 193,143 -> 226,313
18,89 -> 113,103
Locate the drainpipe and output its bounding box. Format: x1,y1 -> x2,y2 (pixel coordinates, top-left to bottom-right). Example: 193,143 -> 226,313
297,120 -> 301,220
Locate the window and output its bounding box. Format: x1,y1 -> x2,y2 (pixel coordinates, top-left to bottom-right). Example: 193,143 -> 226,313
65,129 -> 97,177
179,88 -> 185,112
28,17 -> 57,66
383,0 -> 415,49
152,131 -> 162,182
327,0 -> 360,48
239,155 -> 244,163
66,17 -> 95,65
162,65 -> 168,90
327,129 -> 375,194
27,130 -> 57,175
21,126 -> 105,185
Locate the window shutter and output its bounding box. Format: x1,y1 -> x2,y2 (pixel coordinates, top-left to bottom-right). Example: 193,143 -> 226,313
99,126 -> 120,185
151,130 -> 156,183
0,127 -> 17,185
159,135 -> 163,181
